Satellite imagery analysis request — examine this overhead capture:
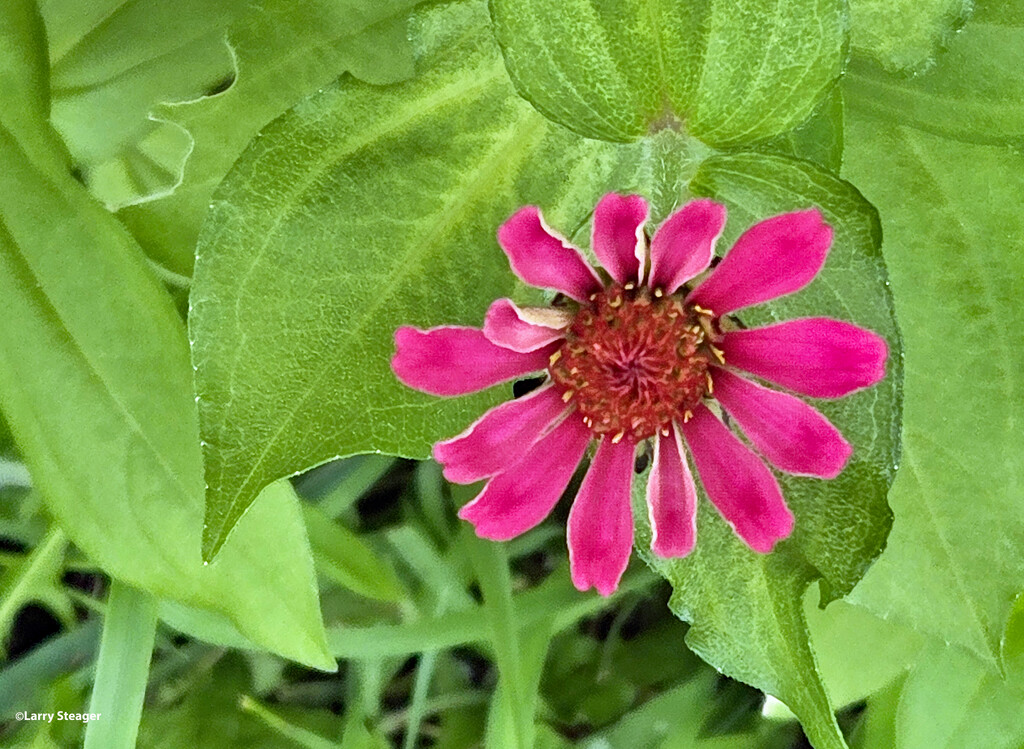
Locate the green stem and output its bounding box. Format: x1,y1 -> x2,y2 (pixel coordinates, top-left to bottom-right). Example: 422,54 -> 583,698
240,695 -> 338,749
463,530 -> 531,749
83,580 -> 158,749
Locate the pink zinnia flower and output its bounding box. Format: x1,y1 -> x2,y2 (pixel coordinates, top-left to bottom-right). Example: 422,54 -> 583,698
392,194 -> 888,596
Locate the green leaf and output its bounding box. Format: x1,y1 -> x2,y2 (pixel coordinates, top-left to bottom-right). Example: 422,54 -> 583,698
302,503 -> 406,603
689,153 -> 901,601
804,598 -> 923,708
117,0 -> 423,276
0,527 -> 73,650
892,642 -> 1024,749
238,696 -> 344,749
589,671 -> 790,749
636,152 -> 901,749
0,0 -> 48,139
0,122 -> 332,670
840,116 -> 1024,663
848,0 -> 972,72
190,0 -> 644,556
844,0 -> 1024,146
137,657 -> 318,749
43,0 -> 249,207
850,677 -> 901,749
326,567 -> 656,660
0,0 -> 69,179
758,86 -> 845,174
0,621 -> 101,718
488,0 -> 845,146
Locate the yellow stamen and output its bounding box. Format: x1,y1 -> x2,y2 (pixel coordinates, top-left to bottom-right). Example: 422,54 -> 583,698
624,282 -> 636,290
661,427 -> 670,437
562,390 -> 574,402
611,431 -> 626,444
705,372 -> 714,394
653,288 -> 664,298
692,304 -> 714,316
683,410 -> 693,423
710,345 -> 726,363
549,350 -> 562,365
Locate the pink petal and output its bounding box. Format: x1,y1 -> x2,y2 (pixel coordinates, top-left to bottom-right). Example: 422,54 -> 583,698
433,383 -> 569,484
392,326 -> 556,396
686,209 -> 832,314
680,406 -> 794,553
646,425 -> 698,558
720,318 -> 888,398
648,199 -> 727,294
497,206 -> 603,301
483,298 -> 570,353
591,193 -> 649,285
568,437 -> 636,596
458,415 -> 591,540
712,369 -> 852,479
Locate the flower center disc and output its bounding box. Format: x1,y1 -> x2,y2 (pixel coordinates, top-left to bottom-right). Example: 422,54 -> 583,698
549,286 -> 713,441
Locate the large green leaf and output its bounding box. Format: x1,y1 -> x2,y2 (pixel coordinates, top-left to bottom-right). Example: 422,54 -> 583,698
840,116 -> 1024,663
636,152 -> 901,749
117,0 -> 422,276
488,0 -> 845,146
0,118 -> 333,669
844,0 -> 1024,145
848,0 -> 971,72
191,0 -> 644,556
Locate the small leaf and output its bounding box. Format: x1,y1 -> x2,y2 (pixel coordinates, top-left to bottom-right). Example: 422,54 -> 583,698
43,0 -> 248,207
118,0 -> 424,276
0,528 -> 72,649
302,502 -> 406,603
0,0 -> 68,179
489,0 -> 845,146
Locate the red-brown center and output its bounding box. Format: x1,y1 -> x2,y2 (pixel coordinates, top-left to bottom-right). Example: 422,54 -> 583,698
549,286 -> 716,442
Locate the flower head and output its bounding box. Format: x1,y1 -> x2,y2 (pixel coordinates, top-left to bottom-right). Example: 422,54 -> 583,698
392,194 -> 888,596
